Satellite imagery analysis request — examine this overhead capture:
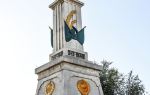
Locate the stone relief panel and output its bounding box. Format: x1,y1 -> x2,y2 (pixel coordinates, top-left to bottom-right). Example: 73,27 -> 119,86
44,81 -> 55,95
68,76 -> 100,95
77,79 -> 90,95
37,77 -> 60,95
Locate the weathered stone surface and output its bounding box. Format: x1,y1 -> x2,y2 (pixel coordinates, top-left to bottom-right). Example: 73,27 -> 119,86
35,55 -> 101,76
35,56 -> 104,95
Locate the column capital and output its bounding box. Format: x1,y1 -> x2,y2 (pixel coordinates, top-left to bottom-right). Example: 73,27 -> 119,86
49,0 -> 84,10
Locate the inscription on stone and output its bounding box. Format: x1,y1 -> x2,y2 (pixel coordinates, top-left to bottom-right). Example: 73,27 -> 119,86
51,51 -> 63,60
68,50 -> 85,59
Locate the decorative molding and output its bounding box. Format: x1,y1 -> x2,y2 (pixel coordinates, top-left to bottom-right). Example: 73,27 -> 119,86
49,0 -> 84,9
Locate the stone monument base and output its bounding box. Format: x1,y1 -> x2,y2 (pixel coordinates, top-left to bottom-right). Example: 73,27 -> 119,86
35,56 -> 104,95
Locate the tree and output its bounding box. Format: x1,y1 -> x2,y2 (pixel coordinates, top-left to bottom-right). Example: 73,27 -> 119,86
125,71 -> 145,95
100,60 -> 145,95
100,61 -> 125,95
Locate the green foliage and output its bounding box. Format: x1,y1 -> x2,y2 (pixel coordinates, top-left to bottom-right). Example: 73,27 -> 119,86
100,60 -> 145,95
126,71 -> 145,95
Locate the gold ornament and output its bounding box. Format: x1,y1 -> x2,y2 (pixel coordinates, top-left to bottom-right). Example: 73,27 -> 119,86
77,79 -> 90,95
66,10 -> 77,29
70,20 -> 77,29
44,81 -> 55,95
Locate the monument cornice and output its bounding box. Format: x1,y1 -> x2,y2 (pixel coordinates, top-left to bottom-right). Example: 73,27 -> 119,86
35,56 -> 102,74
49,0 -> 84,9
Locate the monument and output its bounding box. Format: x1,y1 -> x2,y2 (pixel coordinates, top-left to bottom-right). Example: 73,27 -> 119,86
35,0 -> 104,95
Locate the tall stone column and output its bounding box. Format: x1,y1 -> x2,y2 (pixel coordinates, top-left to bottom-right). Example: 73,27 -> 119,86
35,0 -> 104,95
49,0 -> 84,52
49,0 -> 88,61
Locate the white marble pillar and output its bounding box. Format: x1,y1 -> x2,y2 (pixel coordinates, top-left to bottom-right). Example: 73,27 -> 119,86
59,4 -> 63,49
56,5 -> 59,51
53,7 -> 56,52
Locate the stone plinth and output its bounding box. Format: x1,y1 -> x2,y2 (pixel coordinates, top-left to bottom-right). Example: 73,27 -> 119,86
35,56 -> 104,95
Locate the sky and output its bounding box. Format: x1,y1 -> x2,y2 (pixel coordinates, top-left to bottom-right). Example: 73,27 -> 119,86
0,0 -> 150,95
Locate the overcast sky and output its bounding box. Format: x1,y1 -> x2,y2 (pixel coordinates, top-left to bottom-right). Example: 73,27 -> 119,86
0,0 -> 150,94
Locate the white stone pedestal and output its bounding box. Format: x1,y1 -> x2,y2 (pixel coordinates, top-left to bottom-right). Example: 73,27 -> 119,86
35,56 -> 104,95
